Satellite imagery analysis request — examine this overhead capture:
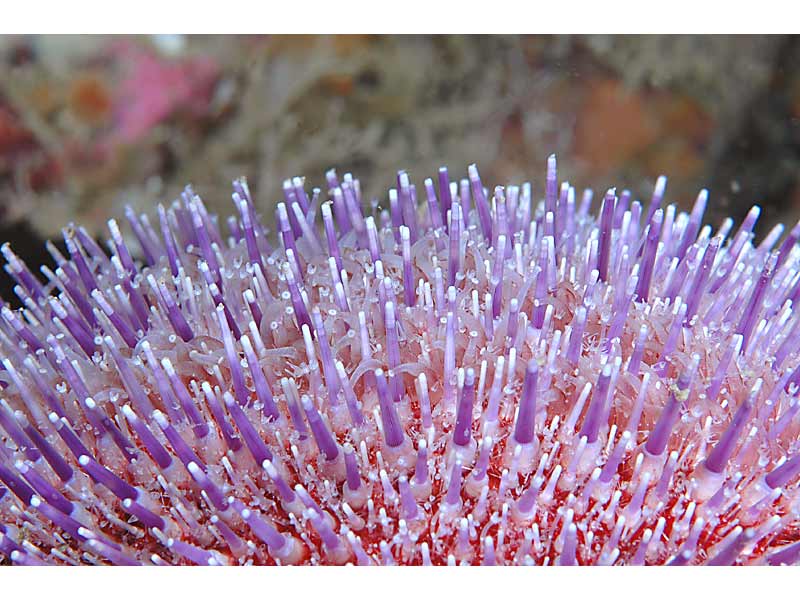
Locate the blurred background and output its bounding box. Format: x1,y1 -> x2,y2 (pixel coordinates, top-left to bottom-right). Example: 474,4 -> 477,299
1,34 -> 799,301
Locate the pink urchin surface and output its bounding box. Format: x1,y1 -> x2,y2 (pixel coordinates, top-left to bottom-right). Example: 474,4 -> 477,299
1,158 -> 800,566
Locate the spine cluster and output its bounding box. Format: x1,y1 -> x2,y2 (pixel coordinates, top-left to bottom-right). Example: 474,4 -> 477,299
0,157 -> 799,565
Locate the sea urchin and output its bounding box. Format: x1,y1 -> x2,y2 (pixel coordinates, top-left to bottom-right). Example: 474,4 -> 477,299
1,157 -> 800,566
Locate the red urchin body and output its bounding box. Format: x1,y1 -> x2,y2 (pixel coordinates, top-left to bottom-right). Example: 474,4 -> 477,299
1,158 -> 800,566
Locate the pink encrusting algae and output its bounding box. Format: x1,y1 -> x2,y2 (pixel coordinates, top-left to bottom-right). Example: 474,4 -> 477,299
1,156 -> 800,566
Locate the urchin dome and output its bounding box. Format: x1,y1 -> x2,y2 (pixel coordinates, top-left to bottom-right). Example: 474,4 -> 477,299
1,157 -> 800,566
